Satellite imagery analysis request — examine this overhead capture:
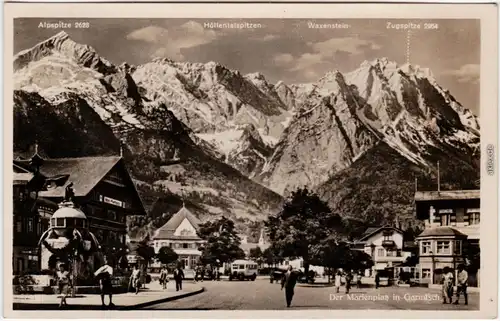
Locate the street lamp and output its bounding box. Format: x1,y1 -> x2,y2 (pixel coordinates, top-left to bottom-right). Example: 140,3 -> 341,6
430,250 -> 435,285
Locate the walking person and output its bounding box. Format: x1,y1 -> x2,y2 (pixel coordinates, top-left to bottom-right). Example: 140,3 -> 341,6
173,265 -> 185,291
194,266 -> 199,282
281,265 -> 298,308
130,265 -> 141,295
355,272 -> 362,288
94,257 -> 115,308
56,263 -> 70,308
159,266 -> 169,290
345,270 -> 352,294
454,265 -> 469,305
375,272 -> 380,289
334,270 -> 342,293
441,267 -> 454,304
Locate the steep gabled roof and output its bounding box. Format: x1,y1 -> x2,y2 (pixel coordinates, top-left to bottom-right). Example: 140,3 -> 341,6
153,206 -> 202,240
16,156 -> 121,197
357,226 -> 403,242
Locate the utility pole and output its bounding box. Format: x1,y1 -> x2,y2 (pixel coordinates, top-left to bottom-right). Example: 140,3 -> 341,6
437,161 -> 441,193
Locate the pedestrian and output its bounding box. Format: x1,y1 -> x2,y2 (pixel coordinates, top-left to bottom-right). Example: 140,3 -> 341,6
454,265 -> 468,305
129,265 -> 141,295
56,263 -> 70,308
94,257 -> 115,308
356,272 -> 362,288
200,267 -> 205,282
173,265 -> 185,291
159,266 -> 169,290
375,272 -> 380,289
281,265 -> 298,308
194,266 -> 199,282
345,271 -> 352,294
441,267 -> 454,304
334,270 -> 342,293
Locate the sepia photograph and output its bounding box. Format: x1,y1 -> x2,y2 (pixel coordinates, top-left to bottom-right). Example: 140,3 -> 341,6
3,3 -> 498,319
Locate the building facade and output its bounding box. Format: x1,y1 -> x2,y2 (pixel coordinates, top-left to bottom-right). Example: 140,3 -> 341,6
353,227 -> 412,277
13,162 -> 58,275
14,154 -> 146,265
414,190 -> 480,286
151,206 -> 206,271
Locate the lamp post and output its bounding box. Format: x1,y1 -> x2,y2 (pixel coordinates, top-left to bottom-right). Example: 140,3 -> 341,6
430,250 -> 435,285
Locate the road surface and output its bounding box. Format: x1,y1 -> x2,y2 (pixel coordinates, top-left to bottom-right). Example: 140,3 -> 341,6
144,279 -> 478,310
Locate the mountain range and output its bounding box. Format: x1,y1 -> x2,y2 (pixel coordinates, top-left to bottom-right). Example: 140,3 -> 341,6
13,31 -> 480,237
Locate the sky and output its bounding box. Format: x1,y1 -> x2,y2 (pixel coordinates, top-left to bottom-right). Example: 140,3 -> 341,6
14,18 -> 480,115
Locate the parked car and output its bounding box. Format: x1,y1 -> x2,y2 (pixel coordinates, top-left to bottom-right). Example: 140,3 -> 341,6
269,268 -> 287,283
229,260 -> 258,281
297,270 -> 316,284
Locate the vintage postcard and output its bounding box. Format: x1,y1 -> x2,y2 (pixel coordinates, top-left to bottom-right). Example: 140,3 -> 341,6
3,2 -> 498,319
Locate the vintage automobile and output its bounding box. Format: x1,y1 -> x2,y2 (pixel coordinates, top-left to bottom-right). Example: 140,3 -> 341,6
228,260 -> 258,281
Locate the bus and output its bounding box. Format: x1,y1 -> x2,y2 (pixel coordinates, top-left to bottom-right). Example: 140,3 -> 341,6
229,260 -> 258,281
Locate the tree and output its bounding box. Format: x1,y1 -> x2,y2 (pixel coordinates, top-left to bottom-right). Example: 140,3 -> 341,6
311,238 -> 373,283
262,246 -> 282,267
198,217 -> 246,266
249,247 -> 263,266
266,188 -> 346,281
136,243 -> 155,266
157,246 -> 179,265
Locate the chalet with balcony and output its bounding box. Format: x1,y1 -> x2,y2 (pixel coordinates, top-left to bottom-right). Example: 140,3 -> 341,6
151,205 -> 206,271
414,190 -> 480,285
14,152 -> 146,262
353,226 -> 412,277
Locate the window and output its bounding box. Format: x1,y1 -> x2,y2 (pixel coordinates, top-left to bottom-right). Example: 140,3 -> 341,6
232,264 -> 238,269
377,248 -> 385,257
454,240 -> 462,255
37,219 -> 42,235
56,218 -> 65,227
469,212 -> 480,225
386,249 -> 396,257
421,241 -> 432,255
75,219 -> 84,228
182,243 -> 188,249
27,218 -> 33,233
300,260 -> 304,268
239,265 -> 245,269
436,241 -> 451,254
383,235 -> 393,241
284,260 -> 289,265
16,220 -> 22,233
108,210 -> 116,221
66,218 -> 75,227
180,229 -> 192,236
422,269 -> 431,279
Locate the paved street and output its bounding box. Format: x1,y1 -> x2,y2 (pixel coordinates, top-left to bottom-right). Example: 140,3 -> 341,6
145,279 -> 478,310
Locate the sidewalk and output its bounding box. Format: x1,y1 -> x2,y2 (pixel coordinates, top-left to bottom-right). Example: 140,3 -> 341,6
13,281 -> 204,310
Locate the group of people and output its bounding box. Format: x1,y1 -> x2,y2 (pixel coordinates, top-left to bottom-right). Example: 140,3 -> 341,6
334,270 -> 364,294
441,264 -> 469,305
158,265 -> 185,291
194,266 -> 221,282
54,256 -> 145,309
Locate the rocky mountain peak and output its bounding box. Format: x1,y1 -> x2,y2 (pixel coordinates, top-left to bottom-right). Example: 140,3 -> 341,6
14,31 -> 116,75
